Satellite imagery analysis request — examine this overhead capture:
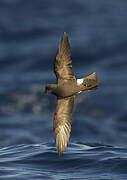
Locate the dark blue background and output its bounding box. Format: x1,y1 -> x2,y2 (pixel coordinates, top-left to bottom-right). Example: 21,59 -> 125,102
0,0 -> 127,179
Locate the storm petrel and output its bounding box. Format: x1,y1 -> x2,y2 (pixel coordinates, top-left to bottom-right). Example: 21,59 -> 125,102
45,32 -> 98,154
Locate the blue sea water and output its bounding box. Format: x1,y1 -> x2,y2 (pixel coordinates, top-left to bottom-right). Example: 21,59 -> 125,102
0,0 -> 127,179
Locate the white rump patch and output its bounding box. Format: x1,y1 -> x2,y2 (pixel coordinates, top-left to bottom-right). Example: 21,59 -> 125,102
77,78 -> 84,85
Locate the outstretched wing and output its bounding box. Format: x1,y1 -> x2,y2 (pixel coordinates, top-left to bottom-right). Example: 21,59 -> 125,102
54,32 -> 75,83
53,96 -> 74,154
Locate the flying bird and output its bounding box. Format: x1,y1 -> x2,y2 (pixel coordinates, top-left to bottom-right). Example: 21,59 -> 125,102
45,32 -> 98,154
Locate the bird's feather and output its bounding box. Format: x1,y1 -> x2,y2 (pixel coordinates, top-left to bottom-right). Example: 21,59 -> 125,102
83,72 -> 98,89
53,96 -> 74,154
54,32 -> 76,83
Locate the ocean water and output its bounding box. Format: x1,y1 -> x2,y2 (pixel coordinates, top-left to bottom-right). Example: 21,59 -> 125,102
0,0 -> 127,179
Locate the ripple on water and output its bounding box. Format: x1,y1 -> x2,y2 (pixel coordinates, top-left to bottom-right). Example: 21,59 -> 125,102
0,143 -> 127,179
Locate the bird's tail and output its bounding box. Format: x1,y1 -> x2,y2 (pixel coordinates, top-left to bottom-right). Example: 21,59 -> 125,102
80,72 -> 98,90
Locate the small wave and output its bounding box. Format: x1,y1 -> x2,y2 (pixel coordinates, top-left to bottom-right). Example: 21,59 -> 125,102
0,142 -> 127,179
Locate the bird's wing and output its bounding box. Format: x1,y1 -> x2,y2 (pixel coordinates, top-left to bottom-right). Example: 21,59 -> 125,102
53,96 -> 74,154
54,32 -> 76,83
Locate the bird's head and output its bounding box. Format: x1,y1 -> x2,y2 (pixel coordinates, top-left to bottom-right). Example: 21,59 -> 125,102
45,84 -> 57,95
45,85 -> 52,94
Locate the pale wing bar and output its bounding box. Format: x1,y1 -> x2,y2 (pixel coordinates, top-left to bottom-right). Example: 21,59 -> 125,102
53,96 -> 74,154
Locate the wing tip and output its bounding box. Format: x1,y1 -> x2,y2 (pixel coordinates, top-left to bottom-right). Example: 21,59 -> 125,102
56,144 -> 67,155
57,31 -> 71,57
63,31 -> 68,36
55,136 -> 68,155
55,127 -> 69,155
61,32 -> 69,42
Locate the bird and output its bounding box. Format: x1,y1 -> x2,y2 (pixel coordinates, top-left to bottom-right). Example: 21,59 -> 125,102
45,32 -> 98,154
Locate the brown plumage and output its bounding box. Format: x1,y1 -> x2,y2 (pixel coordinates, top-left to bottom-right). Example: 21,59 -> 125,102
53,32 -> 75,154
45,32 -> 98,154
53,96 -> 74,154
54,32 -> 75,83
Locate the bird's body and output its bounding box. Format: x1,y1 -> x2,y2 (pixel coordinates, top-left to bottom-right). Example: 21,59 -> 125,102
45,32 -> 98,154
46,81 -> 81,98
46,72 -> 98,98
